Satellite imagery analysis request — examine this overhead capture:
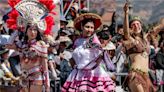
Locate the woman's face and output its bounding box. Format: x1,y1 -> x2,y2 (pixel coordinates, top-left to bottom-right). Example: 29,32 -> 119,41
27,26 -> 38,40
100,39 -> 109,47
2,52 -> 9,60
130,20 -> 142,34
117,28 -> 124,35
82,22 -> 94,37
107,50 -> 115,58
153,41 -> 158,48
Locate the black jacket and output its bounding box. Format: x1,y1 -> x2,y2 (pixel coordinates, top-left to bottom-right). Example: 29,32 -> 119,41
155,51 -> 164,69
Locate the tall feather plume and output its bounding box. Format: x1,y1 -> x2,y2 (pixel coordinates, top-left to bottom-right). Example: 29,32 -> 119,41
39,0 -> 56,15
6,9 -> 19,30
8,0 -> 21,8
44,16 -> 55,35
6,0 -> 56,35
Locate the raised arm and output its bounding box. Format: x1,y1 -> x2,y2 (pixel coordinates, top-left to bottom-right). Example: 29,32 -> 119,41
123,3 -> 130,40
151,24 -> 164,36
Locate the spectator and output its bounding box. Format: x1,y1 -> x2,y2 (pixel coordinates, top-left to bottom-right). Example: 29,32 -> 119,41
0,16 -> 6,34
155,42 -> 164,85
103,41 -> 117,80
0,46 -> 19,83
60,16 -> 68,30
44,35 -> 58,80
57,36 -> 73,86
66,20 -> 75,35
112,24 -> 124,44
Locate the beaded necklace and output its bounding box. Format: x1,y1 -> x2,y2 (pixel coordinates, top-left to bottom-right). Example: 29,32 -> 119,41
135,37 -> 148,58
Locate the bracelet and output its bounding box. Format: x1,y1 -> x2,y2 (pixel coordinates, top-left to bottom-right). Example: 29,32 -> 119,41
124,12 -> 129,14
43,71 -> 50,86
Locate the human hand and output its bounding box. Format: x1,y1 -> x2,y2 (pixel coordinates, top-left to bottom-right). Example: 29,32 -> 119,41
12,76 -> 20,81
5,44 -> 17,49
45,86 -> 50,92
11,76 -> 20,84
111,75 -> 116,81
124,3 -> 129,14
59,53 -> 65,59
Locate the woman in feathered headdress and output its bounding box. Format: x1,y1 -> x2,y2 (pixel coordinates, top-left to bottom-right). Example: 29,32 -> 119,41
5,0 -> 56,92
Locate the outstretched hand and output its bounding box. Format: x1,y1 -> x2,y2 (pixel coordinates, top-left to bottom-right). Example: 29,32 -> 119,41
124,3 -> 129,14
5,44 -> 17,50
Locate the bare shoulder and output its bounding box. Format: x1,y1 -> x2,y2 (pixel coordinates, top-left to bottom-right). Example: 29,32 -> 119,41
123,36 -> 135,45
122,36 -> 136,50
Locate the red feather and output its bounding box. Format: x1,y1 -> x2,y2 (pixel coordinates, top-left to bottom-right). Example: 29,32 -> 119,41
8,10 -> 19,18
44,16 -> 55,35
11,25 -> 17,30
8,0 -> 21,8
39,0 -> 56,14
7,0 -> 56,33
6,9 -> 19,30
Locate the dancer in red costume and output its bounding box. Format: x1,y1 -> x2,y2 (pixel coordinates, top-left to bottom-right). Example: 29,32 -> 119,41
5,0 -> 56,92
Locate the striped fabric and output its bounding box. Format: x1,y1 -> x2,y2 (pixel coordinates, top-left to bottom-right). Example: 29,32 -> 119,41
31,42 -> 48,57
62,76 -> 115,92
63,37 -> 116,92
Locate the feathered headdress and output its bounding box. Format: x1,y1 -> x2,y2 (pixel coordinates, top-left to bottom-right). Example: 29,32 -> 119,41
6,0 -> 56,35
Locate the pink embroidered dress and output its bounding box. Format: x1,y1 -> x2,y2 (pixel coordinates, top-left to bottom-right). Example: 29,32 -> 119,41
62,37 -> 116,92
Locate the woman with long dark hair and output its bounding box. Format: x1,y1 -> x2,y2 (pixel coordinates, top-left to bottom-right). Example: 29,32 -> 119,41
6,24 -> 50,92
122,3 -> 157,92
20,24 -> 49,92
5,0 -> 56,91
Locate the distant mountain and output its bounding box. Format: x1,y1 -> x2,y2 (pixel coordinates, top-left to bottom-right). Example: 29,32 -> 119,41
116,0 -> 163,24
89,0 -> 163,24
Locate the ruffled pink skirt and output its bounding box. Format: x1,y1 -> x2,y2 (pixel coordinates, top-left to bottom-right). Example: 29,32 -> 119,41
62,69 -> 116,92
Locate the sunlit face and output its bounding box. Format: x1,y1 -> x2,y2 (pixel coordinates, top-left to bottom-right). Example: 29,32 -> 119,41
100,39 -> 109,47
59,42 -> 67,52
27,26 -> 38,40
82,22 -> 94,37
2,52 -> 9,59
152,39 -> 158,48
117,28 -> 124,35
60,21 -> 67,29
130,20 -> 142,34
107,50 -> 115,58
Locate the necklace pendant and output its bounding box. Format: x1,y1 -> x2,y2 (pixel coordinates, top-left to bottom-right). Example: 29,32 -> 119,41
142,51 -> 148,58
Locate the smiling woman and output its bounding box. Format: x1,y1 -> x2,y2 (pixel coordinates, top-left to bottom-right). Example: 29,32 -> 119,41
62,13 -> 116,92
18,23 -> 49,92
24,24 -> 42,42
4,0 -> 56,92
122,3 -> 157,92
81,20 -> 95,38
